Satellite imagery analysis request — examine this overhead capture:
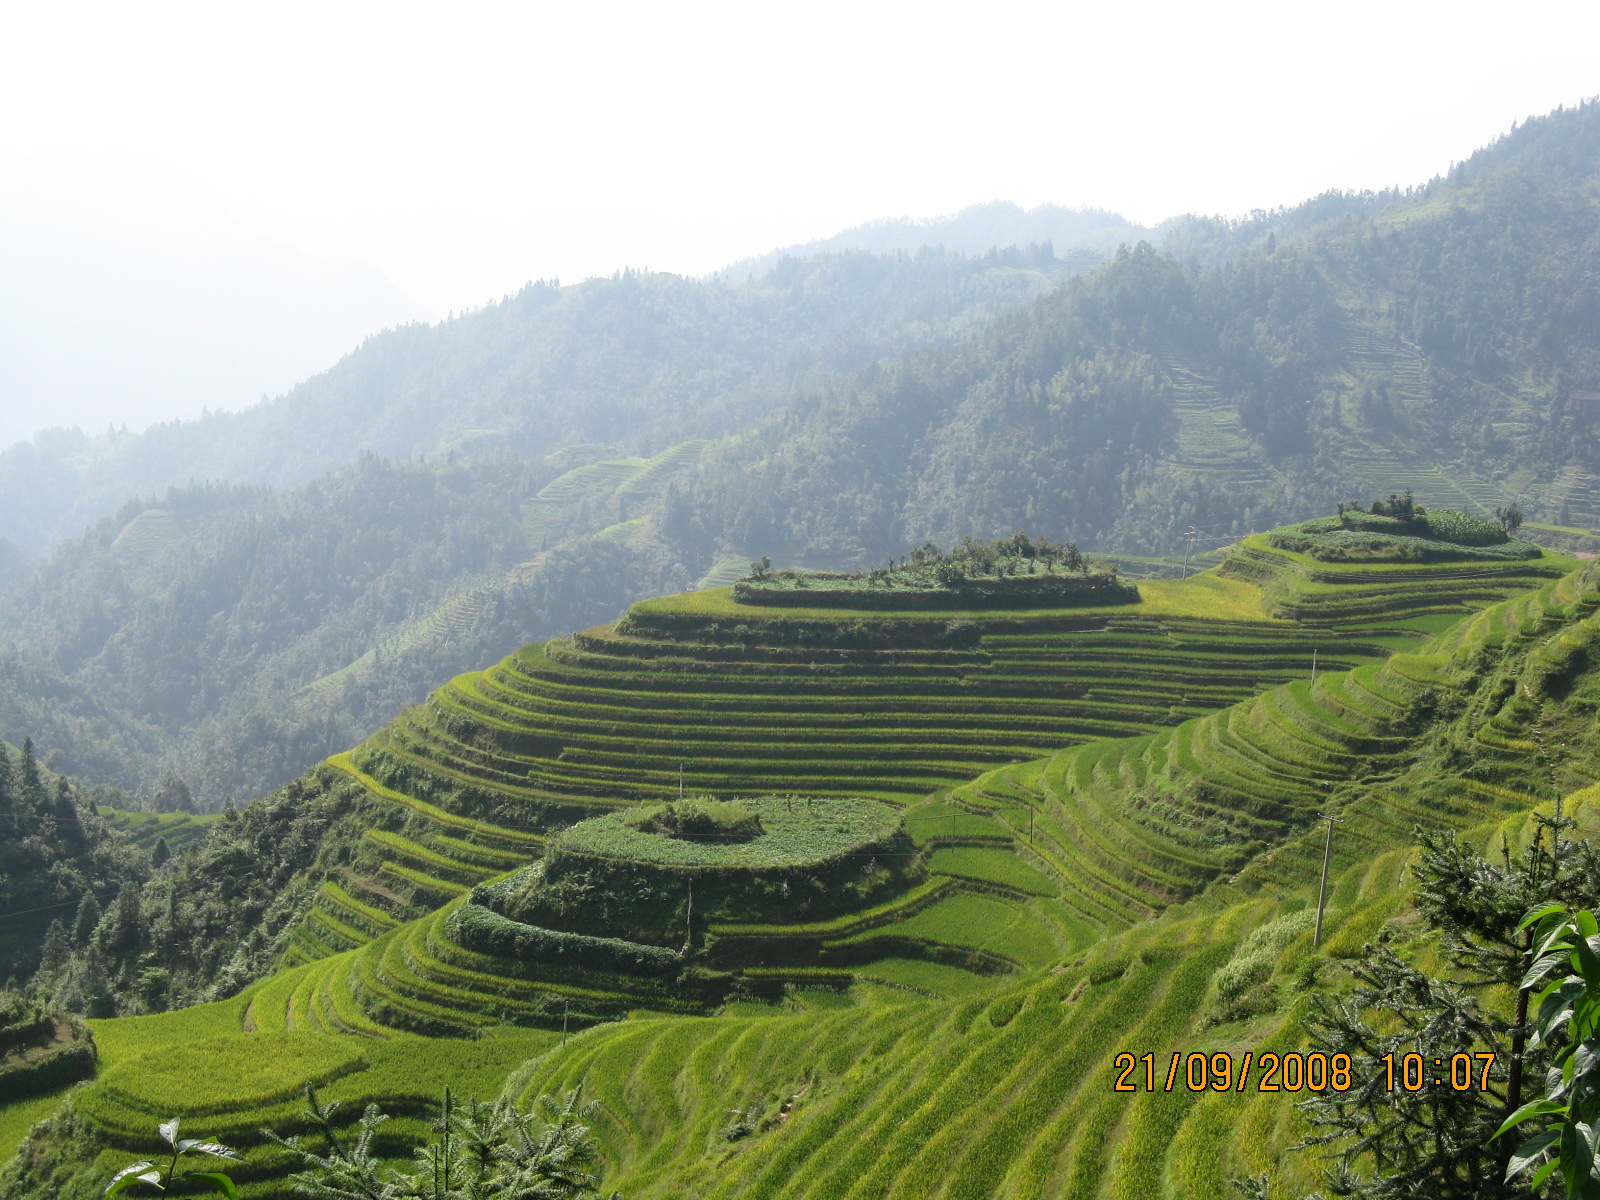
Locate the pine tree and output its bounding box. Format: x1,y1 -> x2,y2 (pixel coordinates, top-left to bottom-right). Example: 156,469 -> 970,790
52,778 -> 86,856
99,884 -> 146,959
16,737 -> 43,835
71,893 -> 102,948
0,742 -> 13,841
1294,816 -> 1600,1196
36,919 -> 70,978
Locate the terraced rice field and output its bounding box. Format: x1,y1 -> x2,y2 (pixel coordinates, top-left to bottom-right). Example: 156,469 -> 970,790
276,753 -> 549,966
359,587 -> 1396,814
14,540 -> 1598,1198
262,791 -> 1087,1038
277,540 -> 1574,976
95,806 -> 218,853
1160,357 -> 1278,489
47,767 -> 1596,1199
343,541 -> 1571,829
956,566 -> 1596,929
59,984 -> 556,1199
521,439 -> 707,547
109,508 -> 183,557
1219,534 -> 1569,622
497,773 -> 1600,1200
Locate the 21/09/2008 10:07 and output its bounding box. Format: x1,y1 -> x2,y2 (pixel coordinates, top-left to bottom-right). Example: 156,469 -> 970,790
1111,1050 -> 1497,1093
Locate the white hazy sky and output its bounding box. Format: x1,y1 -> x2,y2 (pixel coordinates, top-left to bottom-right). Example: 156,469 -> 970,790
3,0 -> 1599,315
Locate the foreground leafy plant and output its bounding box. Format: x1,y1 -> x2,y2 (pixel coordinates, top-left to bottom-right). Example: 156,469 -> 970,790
1295,816 -> 1600,1198
265,1084 -> 619,1199
104,1117 -> 241,1198
1497,904 -> 1600,1197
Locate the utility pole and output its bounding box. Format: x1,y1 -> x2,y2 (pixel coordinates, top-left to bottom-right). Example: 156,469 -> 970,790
1180,528 -> 1200,579
1313,809 -> 1343,948
562,998 -> 569,1046
679,763 -> 684,801
1554,741 -> 1567,863
683,879 -> 694,956
1310,648 -> 1318,687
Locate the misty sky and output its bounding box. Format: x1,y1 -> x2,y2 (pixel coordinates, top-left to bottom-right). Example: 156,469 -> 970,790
1,0 -> 1597,441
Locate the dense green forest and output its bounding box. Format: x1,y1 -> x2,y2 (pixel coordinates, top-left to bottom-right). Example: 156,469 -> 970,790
666,104 -> 1600,563
0,455 -> 696,806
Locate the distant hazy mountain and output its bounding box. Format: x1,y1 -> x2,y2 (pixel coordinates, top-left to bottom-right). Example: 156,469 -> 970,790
0,245 -> 1083,555
0,154 -> 431,452
721,201 -> 1158,277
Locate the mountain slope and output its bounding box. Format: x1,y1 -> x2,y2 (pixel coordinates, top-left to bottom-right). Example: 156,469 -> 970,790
722,201 -> 1152,278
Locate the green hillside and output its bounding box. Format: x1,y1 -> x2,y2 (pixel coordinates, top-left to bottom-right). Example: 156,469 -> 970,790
0,452 -> 701,806
6,513 -> 1596,1198
667,104 -> 1600,564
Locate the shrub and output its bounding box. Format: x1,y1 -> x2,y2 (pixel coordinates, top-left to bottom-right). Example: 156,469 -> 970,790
447,903 -> 681,977
1209,911 -> 1313,1024
624,798 -> 762,842
732,573 -> 1139,611
1268,521 -> 1534,563
1421,509 -> 1507,546
1281,508 -> 1510,553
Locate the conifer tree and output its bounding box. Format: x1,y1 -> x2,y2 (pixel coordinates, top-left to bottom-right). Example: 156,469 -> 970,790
1294,815 -> 1600,1197
71,893 -> 102,948
0,742 -> 13,842
36,919 -> 69,978
16,737 -> 42,834
99,884 -> 146,959
51,778 -> 86,856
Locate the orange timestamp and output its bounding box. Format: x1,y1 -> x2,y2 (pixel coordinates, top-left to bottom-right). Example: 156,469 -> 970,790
1112,1050 -> 1498,1094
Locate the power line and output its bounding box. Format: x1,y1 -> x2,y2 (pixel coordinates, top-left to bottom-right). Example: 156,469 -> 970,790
0,888 -> 123,924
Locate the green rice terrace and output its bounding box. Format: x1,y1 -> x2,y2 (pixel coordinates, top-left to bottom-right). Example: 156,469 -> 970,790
8,511 -> 1600,1199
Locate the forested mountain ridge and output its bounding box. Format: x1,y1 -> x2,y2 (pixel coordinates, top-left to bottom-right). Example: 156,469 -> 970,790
663,102 -> 1600,562
0,245 -> 1081,555
722,200 -> 1148,278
